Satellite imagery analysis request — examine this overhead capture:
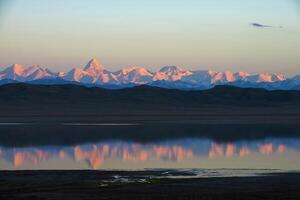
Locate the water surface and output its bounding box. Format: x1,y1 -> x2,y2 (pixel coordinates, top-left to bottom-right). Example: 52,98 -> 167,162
0,124 -> 300,176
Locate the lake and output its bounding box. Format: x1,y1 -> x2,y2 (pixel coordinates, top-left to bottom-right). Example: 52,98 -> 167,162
1,124 -> 300,176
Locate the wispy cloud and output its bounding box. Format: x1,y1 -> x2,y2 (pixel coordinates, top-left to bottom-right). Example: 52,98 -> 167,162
250,23 -> 283,29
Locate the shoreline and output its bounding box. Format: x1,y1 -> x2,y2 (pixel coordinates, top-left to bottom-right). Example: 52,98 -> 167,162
1,170 -> 300,199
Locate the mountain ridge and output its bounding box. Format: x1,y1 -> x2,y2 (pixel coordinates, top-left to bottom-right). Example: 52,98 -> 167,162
0,58 -> 298,90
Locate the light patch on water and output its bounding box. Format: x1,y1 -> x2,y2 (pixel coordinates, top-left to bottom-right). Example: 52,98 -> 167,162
62,123 -> 138,126
0,123 -> 29,126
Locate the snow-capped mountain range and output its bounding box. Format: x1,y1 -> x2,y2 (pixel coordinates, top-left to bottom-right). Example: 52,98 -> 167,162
0,58 -> 299,90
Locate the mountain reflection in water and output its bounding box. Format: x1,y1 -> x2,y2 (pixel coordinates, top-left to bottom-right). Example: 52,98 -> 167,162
1,138 -> 300,170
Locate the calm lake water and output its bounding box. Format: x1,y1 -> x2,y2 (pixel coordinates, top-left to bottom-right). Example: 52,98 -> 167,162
0,124 -> 300,174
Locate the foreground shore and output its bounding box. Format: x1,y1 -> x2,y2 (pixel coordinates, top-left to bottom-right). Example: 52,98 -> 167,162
1,170 -> 300,200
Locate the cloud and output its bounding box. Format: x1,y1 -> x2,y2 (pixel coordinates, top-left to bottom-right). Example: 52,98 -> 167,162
250,23 -> 283,29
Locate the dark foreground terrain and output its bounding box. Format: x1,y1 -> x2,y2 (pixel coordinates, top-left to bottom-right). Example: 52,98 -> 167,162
1,83 -> 300,124
1,171 -> 300,200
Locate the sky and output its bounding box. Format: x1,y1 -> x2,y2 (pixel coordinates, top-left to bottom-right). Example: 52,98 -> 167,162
0,0 -> 299,75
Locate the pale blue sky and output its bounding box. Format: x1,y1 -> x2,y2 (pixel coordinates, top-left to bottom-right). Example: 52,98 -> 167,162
0,0 -> 299,75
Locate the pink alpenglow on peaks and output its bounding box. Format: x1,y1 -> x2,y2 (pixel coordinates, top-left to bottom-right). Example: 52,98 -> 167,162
114,67 -> 154,84
1,64 -> 54,81
63,58 -> 116,84
244,73 -> 286,83
83,58 -> 105,76
3,64 -> 26,79
0,58 -> 298,90
153,66 -> 193,81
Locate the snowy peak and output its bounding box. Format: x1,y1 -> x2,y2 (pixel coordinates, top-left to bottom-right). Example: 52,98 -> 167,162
64,58 -> 113,84
114,67 -> 154,84
119,67 -> 153,76
262,73 -> 285,82
64,68 -> 89,82
3,64 -> 26,76
154,66 -> 192,81
84,58 -> 102,69
1,64 -> 54,81
159,66 -> 184,73
212,71 -> 235,83
235,71 -> 250,78
182,70 -> 237,86
83,58 -> 104,76
182,70 -> 213,84
24,65 -> 54,80
0,58 -> 297,90
245,73 -> 286,83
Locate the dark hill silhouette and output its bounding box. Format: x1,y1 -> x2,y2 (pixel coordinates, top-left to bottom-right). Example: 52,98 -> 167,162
0,83 -> 300,105
0,83 -> 300,124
